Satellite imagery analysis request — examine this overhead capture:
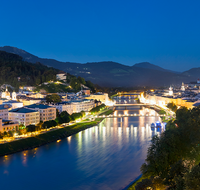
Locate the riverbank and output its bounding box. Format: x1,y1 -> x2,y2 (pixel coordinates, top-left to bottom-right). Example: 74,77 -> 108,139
0,108 -> 114,157
0,118 -> 103,156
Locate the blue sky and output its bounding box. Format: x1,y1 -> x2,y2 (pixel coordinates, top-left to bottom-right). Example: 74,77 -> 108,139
1,0 -> 200,71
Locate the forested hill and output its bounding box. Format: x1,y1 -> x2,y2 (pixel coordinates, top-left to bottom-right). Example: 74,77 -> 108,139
0,51 -> 59,89
0,51 -> 96,92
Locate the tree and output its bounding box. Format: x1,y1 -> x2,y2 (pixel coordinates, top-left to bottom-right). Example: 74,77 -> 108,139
42,120 -> 57,129
26,125 -> 37,133
77,76 -> 86,85
71,113 -> 82,121
70,77 -> 81,91
3,131 -> 7,137
7,130 -> 14,137
86,80 -> 95,93
45,94 -> 61,103
158,110 -> 166,115
185,164 -> 200,190
56,109 -> 60,117
0,132 -> 3,139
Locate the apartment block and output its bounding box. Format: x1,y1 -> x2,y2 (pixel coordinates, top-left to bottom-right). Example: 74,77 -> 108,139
25,104 -> 56,122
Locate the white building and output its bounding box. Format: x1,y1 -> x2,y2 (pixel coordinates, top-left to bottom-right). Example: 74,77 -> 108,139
85,93 -> 109,104
0,119 -> 19,133
56,71 -> 67,81
50,102 -> 74,114
181,82 -> 185,91
1,87 -> 11,100
3,100 -> 23,110
70,99 -> 95,113
50,99 -> 95,114
0,105 -> 9,120
25,104 -> 56,122
9,107 -> 40,126
169,86 -> 173,96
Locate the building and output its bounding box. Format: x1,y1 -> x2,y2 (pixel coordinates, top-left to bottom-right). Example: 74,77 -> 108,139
50,102 -> 74,114
56,71 -> 67,81
0,119 -> 19,133
9,108 -> 40,126
70,99 -> 95,113
1,87 -> 11,100
3,100 -> 23,110
0,104 -> 10,120
20,86 -> 36,91
169,86 -> 173,96
82,89 -> 90,95
12,91 -> 17,100
181,82 -> 185,91
17,95 -> 43,106
50,99 -> 95,114
85,93 -> 109,104
25,104 -> 56,122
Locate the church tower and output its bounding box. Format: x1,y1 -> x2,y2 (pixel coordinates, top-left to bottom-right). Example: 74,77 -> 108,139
181,82 -> 185,91
2,86 -> 11,99
169,86 -> 173,96
12,91 -> 16,100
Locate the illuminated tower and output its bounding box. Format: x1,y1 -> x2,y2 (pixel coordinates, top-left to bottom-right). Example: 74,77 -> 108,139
169,86 -> 173,96
12,91 -> 17,100
181,82 -> 185,91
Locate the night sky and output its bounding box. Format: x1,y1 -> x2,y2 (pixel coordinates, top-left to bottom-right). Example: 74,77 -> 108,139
1,0 -> 200,71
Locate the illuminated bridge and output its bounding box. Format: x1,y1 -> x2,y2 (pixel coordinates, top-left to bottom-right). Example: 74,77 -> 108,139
93,113 -> 165,119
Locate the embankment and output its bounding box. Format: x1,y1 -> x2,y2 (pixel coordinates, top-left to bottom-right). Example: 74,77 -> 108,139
0,108 -> 114,157
0,118 -> 104,157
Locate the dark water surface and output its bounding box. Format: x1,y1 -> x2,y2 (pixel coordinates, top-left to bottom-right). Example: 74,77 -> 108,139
0,109 -> 162,190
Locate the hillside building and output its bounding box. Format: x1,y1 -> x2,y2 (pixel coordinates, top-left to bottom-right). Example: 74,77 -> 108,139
56,71 -> 67,81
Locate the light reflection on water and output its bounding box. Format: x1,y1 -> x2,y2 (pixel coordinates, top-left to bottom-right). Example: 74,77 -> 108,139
0,108 -> 162,190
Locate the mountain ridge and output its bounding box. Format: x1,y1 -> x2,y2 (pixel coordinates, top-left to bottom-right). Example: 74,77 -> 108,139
0,46 -> 199,87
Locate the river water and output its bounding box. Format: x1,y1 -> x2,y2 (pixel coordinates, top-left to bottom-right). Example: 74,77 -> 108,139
0,107 -> 162,190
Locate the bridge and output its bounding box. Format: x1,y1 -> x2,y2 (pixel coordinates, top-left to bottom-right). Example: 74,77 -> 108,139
114,103 -> 161,110
93,113 -> 166,119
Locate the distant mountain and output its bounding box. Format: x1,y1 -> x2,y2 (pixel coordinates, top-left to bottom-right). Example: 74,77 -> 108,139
134,62 -> 181,74
182,67 -> 200,79
0,46 -> 199,87
133,62 -> 168,72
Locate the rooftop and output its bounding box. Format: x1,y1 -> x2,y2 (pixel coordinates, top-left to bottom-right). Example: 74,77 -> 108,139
3,100 -> 21,104
25,104 -> 52,109
9,107 -> 38,113
0,104 -> 11,110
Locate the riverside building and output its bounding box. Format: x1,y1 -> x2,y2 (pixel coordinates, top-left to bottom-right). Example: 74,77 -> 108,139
25,104 -> 56,122
8,107 -> 40,126
0,118 -> 19,133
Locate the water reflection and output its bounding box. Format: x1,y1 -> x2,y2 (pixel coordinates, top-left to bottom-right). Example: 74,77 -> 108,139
0,108 -> 162,190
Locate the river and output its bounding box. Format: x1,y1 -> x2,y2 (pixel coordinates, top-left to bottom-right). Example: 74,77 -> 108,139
0,107 -> 162,190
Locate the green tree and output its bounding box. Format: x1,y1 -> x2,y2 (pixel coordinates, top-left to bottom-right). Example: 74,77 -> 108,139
77,76 -> 86,85
56,109 -> 60,117
7,130 -> 14,137
158,110 -> 166,115
3,131 -> 7,137
185,164 -> 200,190
45,94 -> 61,103
26,125 -> 37,133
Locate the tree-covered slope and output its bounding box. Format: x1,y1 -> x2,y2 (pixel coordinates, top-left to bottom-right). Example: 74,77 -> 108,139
0,51 -> 96,92
0,51 -> 59,89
